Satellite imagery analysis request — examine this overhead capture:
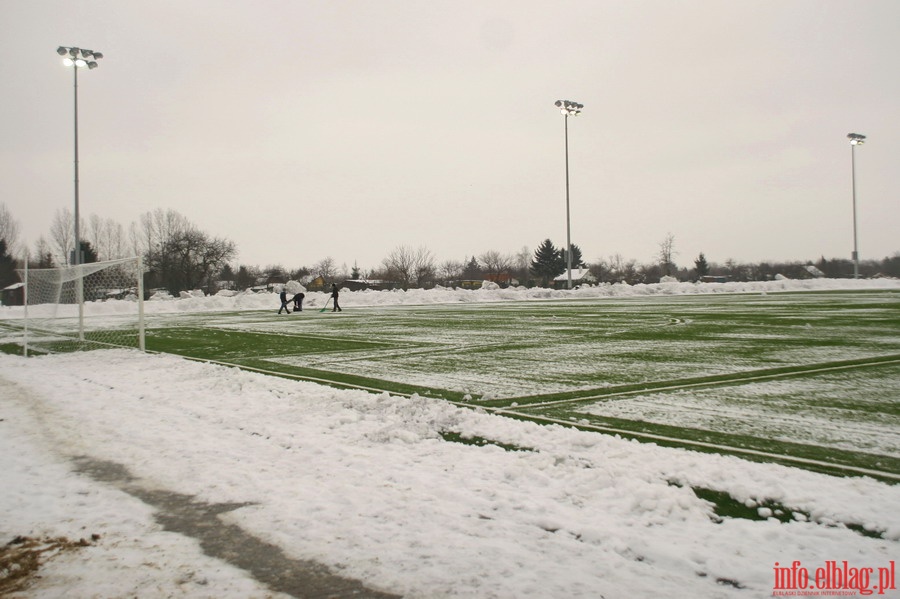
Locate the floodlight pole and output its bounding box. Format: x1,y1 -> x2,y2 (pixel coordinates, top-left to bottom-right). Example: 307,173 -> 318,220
555,100 -> 583,289
564,113 -> 571,289
847,133 -> 866,279
58,46 -> 102,340
73,63 -> 80,266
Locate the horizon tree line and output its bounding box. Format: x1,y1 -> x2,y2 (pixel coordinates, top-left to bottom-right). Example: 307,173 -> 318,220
1,202 -> 898,294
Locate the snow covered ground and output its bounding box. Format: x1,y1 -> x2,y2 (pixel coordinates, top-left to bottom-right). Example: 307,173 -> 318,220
1,278 -> 899,597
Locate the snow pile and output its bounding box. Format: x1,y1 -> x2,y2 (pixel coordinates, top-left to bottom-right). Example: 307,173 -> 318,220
1,277 -> 897,319
1,350 -> 897,597
283,280 -> 307,295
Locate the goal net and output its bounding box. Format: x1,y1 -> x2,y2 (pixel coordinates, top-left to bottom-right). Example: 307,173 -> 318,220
15,256 -> 145,356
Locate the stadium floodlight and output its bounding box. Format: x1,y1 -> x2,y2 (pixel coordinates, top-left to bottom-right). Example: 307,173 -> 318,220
57,45 -> 104,268
847,133 -> 866,278
555,100 -> 583,117
554,99 -> 583,289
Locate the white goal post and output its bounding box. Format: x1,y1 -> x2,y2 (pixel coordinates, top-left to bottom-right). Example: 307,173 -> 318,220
16,256 -> 145,356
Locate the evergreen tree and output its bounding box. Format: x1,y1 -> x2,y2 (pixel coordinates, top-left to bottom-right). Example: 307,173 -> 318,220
235,265 -> 255,290
219,264 -> 235,282
530,239 -> 565,287
462,256 -> 481,279
560,244 -> 584,269
79,240 -> 99,264
0,239 -> 18,289
694,253 -> 709,279
351,262 -> 361,280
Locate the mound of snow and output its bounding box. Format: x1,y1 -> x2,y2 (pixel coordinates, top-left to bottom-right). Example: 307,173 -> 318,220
285,280 -> 307,295
1,277 -> 898,320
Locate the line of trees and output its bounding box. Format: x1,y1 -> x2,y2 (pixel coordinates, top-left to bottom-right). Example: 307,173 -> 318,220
2,205 -> 236,295
138,209 -> 236,294
2,202 -> 899,295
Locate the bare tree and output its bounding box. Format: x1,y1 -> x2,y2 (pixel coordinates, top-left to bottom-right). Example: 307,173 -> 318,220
312,257 -> 338,281
0,203 -> 21,257
382,245 -> 434,289
479,250 -> 513,281
413,246 -> 436,288
602,253 -> 639,284
438,259 -> 464,284
127,221 -> 144,262
137,208 -> 191,264
382,245 -> 416,289
87,214 -> 129,261
515,246 -> 531,285
32,236 -> 54,267
49,208 -> 75,265
657,232 -> 678,276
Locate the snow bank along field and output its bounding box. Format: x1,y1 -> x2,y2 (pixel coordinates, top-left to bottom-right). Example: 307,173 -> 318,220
1,278 -> 898,598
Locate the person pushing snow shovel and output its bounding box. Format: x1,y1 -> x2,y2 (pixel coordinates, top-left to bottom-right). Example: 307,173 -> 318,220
330,283 -> 342,312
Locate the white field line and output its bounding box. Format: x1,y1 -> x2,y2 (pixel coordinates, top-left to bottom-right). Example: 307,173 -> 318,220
292,341 -> 507,366
164,353 -> 900,481
500,356 -> 900,411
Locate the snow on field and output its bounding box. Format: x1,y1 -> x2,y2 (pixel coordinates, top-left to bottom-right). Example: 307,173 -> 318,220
581,368 -> 900,456
1,279 -> 899,597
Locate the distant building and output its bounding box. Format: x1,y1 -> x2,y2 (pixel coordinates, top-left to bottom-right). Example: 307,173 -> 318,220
341,279 -> 395,291
451,280 -> 483,290
484,273 -> 514,288
306,276 -> 326,291
1,282 -> 24,306
552,268 -> 597,289
700,276 -> 729,283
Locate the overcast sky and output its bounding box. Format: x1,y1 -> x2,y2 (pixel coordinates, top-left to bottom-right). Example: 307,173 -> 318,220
2,0 -> 898,272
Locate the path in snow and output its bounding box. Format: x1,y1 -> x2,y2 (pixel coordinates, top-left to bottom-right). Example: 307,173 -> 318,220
69,455 -> 399,599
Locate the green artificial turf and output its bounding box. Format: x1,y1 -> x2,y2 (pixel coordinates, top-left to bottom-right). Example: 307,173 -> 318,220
5,289 -> 899,480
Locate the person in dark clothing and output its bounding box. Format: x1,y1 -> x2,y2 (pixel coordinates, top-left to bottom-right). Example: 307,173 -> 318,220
278,288 -> 291,314
331,283 -> 342,312
292,292 -> 304,311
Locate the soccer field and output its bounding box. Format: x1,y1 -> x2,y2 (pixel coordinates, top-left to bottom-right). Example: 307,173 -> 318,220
143,289 -> 900,481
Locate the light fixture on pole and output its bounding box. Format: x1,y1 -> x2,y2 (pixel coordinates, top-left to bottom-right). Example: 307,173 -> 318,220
554,99 -> 583,289
847,132 -> 866,279
57,46 -> 103,267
